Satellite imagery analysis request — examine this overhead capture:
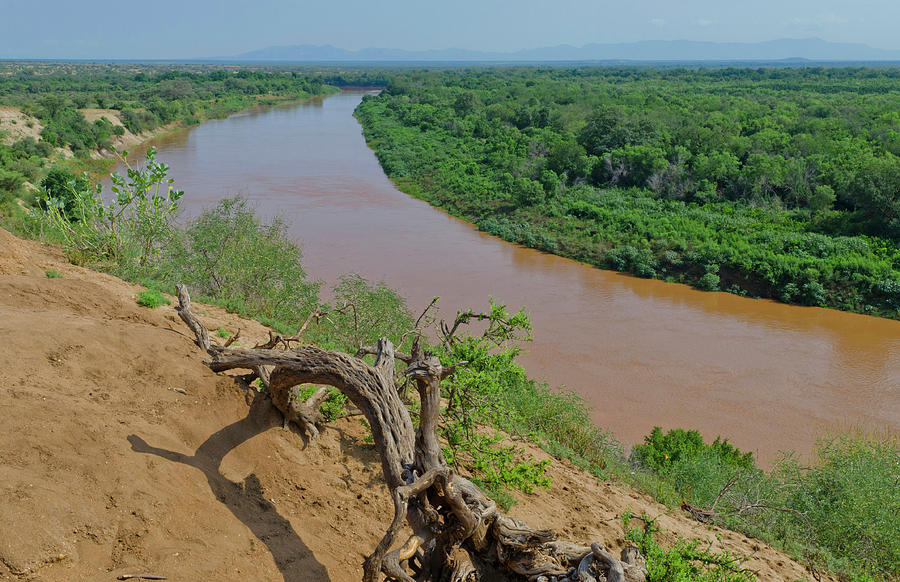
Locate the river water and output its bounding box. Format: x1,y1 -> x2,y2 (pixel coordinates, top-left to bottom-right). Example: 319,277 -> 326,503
122,90 -> 900,464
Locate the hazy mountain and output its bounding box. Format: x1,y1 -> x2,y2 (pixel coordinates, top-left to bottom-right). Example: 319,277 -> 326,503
228,38 -> 900,62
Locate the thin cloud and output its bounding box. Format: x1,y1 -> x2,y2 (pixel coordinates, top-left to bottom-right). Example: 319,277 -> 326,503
792,12 -> 848,26
818,12 -> 848,24
649,18 -> 666,27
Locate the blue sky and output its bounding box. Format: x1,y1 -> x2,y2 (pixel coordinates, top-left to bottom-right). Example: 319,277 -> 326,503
2,0 -> 897,59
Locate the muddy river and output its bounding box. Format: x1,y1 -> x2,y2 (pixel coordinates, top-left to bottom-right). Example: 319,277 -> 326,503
121,90 -> 900,464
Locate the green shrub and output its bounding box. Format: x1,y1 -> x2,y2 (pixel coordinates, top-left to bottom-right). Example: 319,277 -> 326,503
44,269 -> 63,278
39,167 -> 91,220
624,515 -> 755,581
696,272 -> 721,291
136,288 -> 170,308
35,147 -> 182,273
786,434 -> 899,580
633,427 -> 755,474
167,197 -> 320,327
631,427 -> 758,513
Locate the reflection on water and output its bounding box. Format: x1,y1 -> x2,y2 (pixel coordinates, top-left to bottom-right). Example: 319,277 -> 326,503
118,91 -> 900,464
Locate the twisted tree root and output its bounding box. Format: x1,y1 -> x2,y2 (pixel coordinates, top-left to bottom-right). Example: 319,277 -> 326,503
174,285 -> 647,582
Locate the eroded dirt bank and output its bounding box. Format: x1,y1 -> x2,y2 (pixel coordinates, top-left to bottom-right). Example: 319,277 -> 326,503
0,229 -> 827,581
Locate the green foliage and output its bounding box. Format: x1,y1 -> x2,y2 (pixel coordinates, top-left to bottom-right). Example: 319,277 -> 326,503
354,66 -> 900,318
215,328 -> 231,338
44,269 -> 63,278
136,288 -> 170,308
35,147 -> 182,272
298,385 -> 349,423
318,273 -> 413,352
696,272 -> 721,291
442,424 -> 551,510
168,197 -> 320,326
318,389 -> 349,422
633,427 -> 755,474
434,301 -> 547,505
623,515 -> 755,582
632,429 -> 899,582
39,167 -> 90,220
632,428 -> 757,508
783,434 -> 899,580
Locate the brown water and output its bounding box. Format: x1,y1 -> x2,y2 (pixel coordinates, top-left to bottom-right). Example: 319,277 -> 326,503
121,90 -> 900,464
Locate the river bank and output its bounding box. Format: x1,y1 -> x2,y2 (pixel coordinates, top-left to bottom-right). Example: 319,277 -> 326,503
0,226 -> 831,581
111,90 -> 900,467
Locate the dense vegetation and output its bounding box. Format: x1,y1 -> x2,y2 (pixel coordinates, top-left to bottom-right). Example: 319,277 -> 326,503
354,67 -> 900,317
0,62 -> 338,214
631,428 -> 898,581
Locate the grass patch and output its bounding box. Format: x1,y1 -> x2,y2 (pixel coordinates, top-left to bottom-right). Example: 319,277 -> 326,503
136,288 -> 170,308
44,269 -> 63,278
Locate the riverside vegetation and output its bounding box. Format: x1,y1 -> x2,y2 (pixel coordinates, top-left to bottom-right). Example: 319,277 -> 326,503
0,62 -> 338,216
353,67 -> 900,318
14,140 -> 897,581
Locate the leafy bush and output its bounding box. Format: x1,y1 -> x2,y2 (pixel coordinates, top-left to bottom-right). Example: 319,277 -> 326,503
696,272 -> 721,291
318,273 -> 413,352
44,269 -> 63,278
168,197 -> 320,326
632,427 -> 756,508
631,428 -> 898,581
35,147 -> 182,272
785,434 -> 899,580
633,427 -> 755,474
39,167 -> 91,220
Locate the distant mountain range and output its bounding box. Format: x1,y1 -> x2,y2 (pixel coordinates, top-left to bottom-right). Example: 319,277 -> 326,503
226,38 -> 900,63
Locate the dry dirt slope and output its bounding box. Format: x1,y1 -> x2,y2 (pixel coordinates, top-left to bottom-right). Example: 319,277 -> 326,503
0,228 -> 827,582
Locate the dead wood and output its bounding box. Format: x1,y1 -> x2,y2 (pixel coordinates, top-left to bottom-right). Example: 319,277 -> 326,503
174,285 -> 646,582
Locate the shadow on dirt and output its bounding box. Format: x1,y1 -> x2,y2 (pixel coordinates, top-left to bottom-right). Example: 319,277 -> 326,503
129,390 -> 330,582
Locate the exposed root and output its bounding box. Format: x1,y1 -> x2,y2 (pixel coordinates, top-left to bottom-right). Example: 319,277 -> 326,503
175,285 -> 647,582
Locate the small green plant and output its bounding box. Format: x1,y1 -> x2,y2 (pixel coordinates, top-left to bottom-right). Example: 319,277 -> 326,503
297,385 -> 348,422
623,514 -> 755,581
136,288 -> 170,308
318,389 -> 348,422
442,426 -> 551,509
215,327 -> 232,338
359,418 -> 374,444
44,269 -> 63,278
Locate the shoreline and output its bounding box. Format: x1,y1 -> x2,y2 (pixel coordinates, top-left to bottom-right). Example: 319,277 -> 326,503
5,88 -> 342,183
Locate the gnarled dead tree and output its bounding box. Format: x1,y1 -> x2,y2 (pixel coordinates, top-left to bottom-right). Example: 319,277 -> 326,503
175,285 -> 647,582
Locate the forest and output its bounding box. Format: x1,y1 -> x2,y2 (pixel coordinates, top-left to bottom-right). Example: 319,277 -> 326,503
354,67 -> 900,316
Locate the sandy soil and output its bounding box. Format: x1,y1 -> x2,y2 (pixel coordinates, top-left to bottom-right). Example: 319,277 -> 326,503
0,107 -> 43,144
0,228 -> 829,582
